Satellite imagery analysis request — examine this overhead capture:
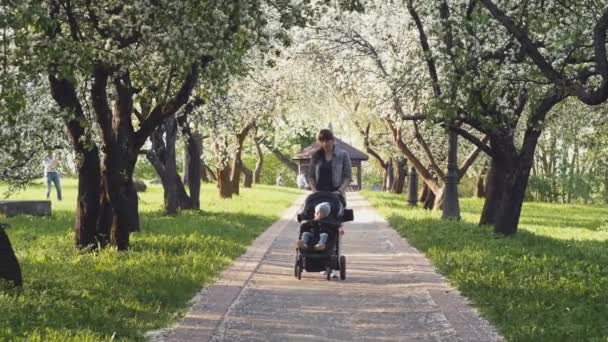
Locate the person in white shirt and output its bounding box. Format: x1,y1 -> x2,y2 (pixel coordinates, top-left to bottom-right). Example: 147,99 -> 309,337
43,152 -> 62,201
296,172 -> 309,189
276,174 -> 284,187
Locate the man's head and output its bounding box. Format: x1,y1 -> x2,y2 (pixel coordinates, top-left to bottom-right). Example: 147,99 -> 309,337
317,129 -> 335,153
314,202 -> 331,220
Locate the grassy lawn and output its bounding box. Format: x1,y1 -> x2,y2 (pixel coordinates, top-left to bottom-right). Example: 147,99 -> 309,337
362,191 -> 608,342
0,179 -> 302,341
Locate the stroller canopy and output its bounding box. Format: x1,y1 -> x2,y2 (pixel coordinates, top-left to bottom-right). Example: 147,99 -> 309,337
300,192 -> 344,221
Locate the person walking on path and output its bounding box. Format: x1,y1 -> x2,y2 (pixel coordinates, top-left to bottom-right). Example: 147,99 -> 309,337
306,128 -> 352,200
44,152 -> 62,201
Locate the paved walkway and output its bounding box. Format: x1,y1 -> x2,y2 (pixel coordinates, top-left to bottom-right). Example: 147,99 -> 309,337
159,193 -> 501,341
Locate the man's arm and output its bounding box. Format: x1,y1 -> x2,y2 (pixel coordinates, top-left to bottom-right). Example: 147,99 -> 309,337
338,152 -> 352,192
307,162 -> 317,191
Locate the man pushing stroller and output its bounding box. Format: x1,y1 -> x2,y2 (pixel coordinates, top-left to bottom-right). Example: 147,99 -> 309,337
292,128 -> 353,280
298,128 -> 351,250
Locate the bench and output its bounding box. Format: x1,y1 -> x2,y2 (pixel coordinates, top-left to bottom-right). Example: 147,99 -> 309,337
0,201 -> 51,217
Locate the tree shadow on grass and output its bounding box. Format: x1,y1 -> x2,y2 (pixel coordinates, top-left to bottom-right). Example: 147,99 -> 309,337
517,213 -> 608,232
5,252 -> 229,341
385,211 -> 608,341
136,211 -> 279,250
1,210 -> 290,341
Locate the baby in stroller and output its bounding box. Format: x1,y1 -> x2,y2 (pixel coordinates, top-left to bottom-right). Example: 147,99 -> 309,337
296,202 -> 343,251
294,191 -> 353,280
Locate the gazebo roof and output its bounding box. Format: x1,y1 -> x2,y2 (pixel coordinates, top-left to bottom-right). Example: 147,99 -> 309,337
292,138 -> 369,161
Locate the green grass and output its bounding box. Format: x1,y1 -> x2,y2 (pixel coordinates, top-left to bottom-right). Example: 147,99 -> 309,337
362,191 -> 608,342
0,179 -> 302,341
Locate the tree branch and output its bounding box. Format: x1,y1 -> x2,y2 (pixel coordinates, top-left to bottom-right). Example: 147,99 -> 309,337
520,88 -> 566,163
113,71 -> 135,136
407,0 -> 441,96
593,8 -> 608,79
355,121 -> 387,168
481,0 -> 608,105
458,135 -> 489,180
413,122 -> 445,179
480,0 -> 568,87
401,114 -> 427,121
135,62 -> 200,147
260,139 -> 298,173
386,119 -> 441,193
91,66 -> 114,145
451,126 -> 493,157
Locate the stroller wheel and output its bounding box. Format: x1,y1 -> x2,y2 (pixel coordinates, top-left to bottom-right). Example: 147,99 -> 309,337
339,255 -> 346,280
325,265 -> 332,281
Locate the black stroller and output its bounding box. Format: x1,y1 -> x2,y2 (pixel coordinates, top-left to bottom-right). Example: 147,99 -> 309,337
294,191 -> 354,281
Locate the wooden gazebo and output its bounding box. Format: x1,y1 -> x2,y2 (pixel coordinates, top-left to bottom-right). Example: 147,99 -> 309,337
292,138 -> 369,191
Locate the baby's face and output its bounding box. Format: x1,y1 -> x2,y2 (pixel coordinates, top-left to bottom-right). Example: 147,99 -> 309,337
314,210 -> 325,220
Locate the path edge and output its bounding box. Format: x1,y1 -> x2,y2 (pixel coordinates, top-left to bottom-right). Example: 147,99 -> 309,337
146,195 -> 305,342
357,193 -> 504,341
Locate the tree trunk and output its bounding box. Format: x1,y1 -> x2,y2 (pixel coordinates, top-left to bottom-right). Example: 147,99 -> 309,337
164,121 -> 179,215
392,158 -> 407,194
385,159 -> 395,192
231,156 -> 242,196
254,140 -> 264,184
491,138 -> 538,235
147,119 -> 192,215
241,164 -> 253,188
476,174 -> 486,198
49,58 -> 199,250
175,98 -> 205,209
423,186 -> 436,210
480,130 -> 540,233
74,148 -> 103,246
231,125 -> 252,196
382,166 -> 389,192
218,165 -> 233,198
567,146 -> 578,203
549,134 -> 558,202
48,74 -> 104,248
493,165 -> 530,235
183,145 -> 190,185
0,226 -> 23,288
99,148 -> 137,250
420,182 -> 429,203
486,90 -> 563,234
442,130 -> 460,220
95,179 -> 113,247
476,167 -> 487,198
434,187 -> 445,211
185,132 -> 202,209
479,160 -> 503,225
202,161 -> 215,182
201,162 -> 209,183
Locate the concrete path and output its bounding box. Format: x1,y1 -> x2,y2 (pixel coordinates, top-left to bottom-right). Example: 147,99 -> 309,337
160,192 -> 502,341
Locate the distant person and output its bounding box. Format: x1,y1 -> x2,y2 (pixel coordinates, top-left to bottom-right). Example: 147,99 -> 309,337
43,152 -> 62,201
276,174 -> 284,187
297,172 -> 309,190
